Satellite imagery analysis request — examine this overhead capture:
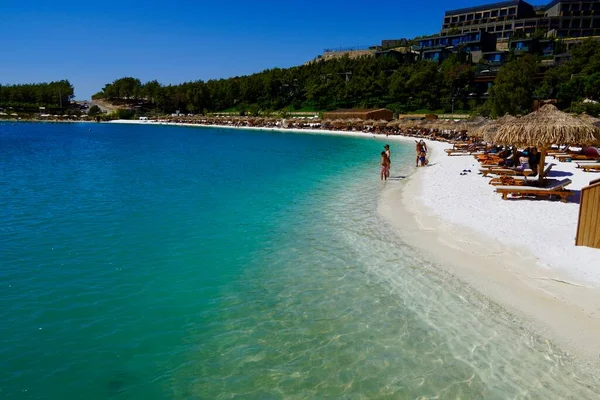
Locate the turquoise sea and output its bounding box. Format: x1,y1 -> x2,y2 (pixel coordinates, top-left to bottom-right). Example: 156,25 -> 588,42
1,122 -> 600,399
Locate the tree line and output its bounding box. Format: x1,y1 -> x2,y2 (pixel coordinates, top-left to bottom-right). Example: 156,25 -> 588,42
91,56 -> 477,115
485,39 -> 600,117
0,80 -> 75,110
92,39 -> 600,117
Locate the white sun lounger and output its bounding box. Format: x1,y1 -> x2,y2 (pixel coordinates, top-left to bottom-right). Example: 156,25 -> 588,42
579,163 -> 600,172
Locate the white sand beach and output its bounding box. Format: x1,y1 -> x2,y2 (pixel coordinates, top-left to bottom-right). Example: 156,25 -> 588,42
380,139 -> 600,359
109,119 -> 600,358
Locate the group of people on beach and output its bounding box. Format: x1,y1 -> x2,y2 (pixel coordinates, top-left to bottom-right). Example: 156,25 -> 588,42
380,140 -> 429,180
487,146 -> 541,175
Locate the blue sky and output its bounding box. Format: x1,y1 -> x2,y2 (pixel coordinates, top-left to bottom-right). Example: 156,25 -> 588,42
1,0 -> 546,99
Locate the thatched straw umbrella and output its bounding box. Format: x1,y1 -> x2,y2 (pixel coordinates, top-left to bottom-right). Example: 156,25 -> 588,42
473,115 -> 517,143
495,104 -> 600,184
363,119 -> 376,126
579,113 -> 600,126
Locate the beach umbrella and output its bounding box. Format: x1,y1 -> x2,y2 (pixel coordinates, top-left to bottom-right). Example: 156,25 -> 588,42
473,115 -> 517,143
495,104 -> 600,184
374,119 -> 388,127
579,113 -> 600,126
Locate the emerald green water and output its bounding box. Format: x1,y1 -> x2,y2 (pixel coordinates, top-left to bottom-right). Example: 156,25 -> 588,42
1,122 -> 599,399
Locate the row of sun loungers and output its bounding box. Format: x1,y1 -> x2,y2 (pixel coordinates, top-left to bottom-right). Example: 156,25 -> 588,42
445,144 -> 600,202
465,150 -> 575,201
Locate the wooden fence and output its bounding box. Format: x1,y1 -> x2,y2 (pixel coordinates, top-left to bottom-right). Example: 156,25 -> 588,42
576,178 -> 600,249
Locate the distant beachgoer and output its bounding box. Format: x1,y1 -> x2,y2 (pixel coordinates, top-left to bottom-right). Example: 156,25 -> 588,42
419,150 -> 427,167
415,140 -> 427,167
384,144 -> 391,178
381,151 -> 390,180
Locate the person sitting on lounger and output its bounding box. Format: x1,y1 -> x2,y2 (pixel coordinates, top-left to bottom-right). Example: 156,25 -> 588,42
528,147 -> 540,176
516,155 -> 529,171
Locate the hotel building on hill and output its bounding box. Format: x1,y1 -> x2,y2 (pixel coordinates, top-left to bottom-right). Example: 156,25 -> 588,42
440,0 -> 600,41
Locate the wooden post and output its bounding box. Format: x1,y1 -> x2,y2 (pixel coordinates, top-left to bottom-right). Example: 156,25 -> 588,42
538,147 -> 547,186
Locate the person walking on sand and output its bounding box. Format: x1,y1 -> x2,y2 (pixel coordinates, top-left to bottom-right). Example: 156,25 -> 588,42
384,144 -> 391,178
380,151 -> 390,181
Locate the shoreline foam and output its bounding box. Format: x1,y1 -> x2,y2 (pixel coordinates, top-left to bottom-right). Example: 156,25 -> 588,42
108,119 -> 600,360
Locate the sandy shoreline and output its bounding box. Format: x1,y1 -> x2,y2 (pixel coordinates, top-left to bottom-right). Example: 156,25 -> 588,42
380,141 -> 600,362
108,119 -> 600,361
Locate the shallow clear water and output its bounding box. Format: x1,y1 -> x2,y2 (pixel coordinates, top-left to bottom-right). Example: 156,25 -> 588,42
1,122 -> 599,399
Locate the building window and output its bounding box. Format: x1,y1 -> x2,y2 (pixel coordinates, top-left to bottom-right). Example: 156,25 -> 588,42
444,17 -> 450,23
572,19 -> 581,28
503,32 -> 511,38
459,15 -> 466,22
515,21 -> 524,27
582,18 -> 591,28
483,11 -> 490,18
593,19 -> 600,28
508,7 -> 516,15
495,25 -> 503,31
467,14 -> 474,21
487,26 -> 494,32
491,10 -> 499,17
475,12 -> 482,19
500,9 -> 508,16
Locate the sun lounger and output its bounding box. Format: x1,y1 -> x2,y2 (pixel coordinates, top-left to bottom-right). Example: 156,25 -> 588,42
494,178 -> 574,202
555,154 -> 598,162
484,164 -> 555,186
481,168 -> 534,178
445,149 -> 480,156
580,163 -> 600,172
575,160 -> 600,166
489,176 -> 529,186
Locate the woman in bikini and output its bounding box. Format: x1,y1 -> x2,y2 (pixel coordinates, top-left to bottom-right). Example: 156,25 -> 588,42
384,144 -> 391,178
380,151 -> 390,180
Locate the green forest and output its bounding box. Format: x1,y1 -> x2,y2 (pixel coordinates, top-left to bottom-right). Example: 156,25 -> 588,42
91,39 -> 600,118
0,80 -> 75,111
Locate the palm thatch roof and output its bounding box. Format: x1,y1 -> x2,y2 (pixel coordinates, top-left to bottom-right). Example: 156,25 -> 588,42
579,113 -> 600,127
495,104 -> 600,147
472,115 -> 517,143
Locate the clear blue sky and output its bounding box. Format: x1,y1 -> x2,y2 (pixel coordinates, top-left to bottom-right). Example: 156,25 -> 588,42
1,0 -> 546,99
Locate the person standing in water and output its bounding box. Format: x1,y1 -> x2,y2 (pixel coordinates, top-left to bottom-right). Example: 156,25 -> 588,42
415,140 -> 427,167
384,144 -> 391,179
380,151 -> 390,181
